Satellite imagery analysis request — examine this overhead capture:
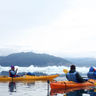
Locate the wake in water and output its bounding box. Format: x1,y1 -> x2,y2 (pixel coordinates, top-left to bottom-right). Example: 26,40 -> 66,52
0,65 -> 91,75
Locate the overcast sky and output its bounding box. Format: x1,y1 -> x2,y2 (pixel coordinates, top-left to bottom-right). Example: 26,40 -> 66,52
0,0 -> 96,57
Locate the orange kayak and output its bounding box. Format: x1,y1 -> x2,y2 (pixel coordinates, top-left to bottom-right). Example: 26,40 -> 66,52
50,79 -> 96,89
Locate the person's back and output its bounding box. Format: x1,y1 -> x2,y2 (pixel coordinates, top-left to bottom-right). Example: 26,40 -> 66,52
66,65 -> 85,83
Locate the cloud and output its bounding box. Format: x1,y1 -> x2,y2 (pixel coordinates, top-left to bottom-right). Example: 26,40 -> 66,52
0,0 -> 96,57
21,7 -> 96,55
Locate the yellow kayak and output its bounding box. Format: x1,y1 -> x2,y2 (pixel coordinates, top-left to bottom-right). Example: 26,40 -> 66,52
0,74 -> 59,82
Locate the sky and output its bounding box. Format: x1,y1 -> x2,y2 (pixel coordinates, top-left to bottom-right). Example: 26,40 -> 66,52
0,0 -> 96,57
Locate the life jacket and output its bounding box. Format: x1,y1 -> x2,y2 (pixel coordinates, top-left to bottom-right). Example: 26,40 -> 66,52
9,70 -> 16,77
87,72 -> 96,79
87,67 -> 96,79
66,72 -> 78,82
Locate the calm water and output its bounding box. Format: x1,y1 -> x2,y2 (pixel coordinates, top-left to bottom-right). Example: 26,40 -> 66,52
0,76 -> 95,96
0,81 -> 48,96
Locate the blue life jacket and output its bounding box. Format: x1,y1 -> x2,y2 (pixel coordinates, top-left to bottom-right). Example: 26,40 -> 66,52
9,70 -> 16,77
87,67 -> 96,79
87,72 -> 96,79
66,72 -> 78,82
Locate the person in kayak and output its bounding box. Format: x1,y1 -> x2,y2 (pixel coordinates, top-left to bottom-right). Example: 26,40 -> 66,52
66,65 -> 86,83
9,65 -> 18,77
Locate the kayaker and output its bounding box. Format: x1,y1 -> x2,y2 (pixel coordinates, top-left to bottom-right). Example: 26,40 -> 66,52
66,65 -> 86,83
9,65 -> 18,77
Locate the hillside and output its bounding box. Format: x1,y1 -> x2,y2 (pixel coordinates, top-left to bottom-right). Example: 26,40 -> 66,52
66,58 -> 96,67
0,52 -> 72,67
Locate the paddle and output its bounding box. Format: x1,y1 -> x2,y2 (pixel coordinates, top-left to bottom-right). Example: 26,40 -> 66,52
12,77 -> 13,82
63,69 -> 69,74
47,80 -> 50,96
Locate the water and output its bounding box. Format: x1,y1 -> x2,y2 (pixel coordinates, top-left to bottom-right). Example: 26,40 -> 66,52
0,81 -> 48,96
0,76 -> 95,96
0,65 -> 95,96
0,76 -> 65,96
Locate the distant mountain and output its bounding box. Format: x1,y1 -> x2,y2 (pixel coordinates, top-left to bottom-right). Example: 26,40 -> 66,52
0,52 -> 72,67
66,58 -> 96,67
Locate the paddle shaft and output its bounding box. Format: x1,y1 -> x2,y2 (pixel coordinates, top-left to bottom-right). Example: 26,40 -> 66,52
12,77 -> 13,82
47,80 -> 50,96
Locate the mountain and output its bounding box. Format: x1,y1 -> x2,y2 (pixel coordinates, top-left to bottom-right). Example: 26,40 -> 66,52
0,52 -> 72,67
66,58 -> 96,67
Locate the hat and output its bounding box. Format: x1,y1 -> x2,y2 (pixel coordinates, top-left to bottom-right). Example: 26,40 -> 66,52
11,65 -> 14,68
70,65 -> 76,70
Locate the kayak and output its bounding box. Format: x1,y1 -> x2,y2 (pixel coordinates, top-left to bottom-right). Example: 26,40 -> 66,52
50,79 -> 96,89
0,74 -> 59,82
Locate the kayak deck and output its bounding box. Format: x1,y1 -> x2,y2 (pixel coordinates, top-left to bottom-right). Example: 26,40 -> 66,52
50,79 -> 96,89
0,74 -> 59,82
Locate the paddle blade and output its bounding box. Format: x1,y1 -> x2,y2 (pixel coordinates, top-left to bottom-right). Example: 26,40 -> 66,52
63,69 -> 69,74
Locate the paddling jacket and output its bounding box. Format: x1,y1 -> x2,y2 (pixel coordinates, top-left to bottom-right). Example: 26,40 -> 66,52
87,72 -> 96,79
9,70 -> 16,77
87,67 -> 96,79
66,69 -> 85,83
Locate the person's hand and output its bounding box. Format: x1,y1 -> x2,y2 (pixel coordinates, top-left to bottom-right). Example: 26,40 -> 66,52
16,68 -> 18,71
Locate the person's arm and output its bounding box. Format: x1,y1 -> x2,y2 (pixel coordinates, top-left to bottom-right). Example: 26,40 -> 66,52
76,72 -> 85,83
66,74 -> 68,80
15,68 -> 18,74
